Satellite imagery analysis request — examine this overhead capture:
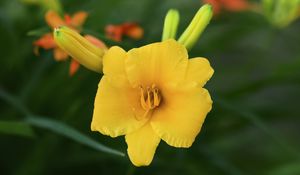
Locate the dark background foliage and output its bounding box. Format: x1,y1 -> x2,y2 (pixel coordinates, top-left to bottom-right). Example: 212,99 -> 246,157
0,0 -> 300,174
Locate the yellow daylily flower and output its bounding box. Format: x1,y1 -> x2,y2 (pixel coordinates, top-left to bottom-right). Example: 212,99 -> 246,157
91,39 -> 214,166
54,5 -> 214,166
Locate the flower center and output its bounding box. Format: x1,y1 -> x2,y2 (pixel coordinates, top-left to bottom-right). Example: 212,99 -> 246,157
140,84 -> 161,111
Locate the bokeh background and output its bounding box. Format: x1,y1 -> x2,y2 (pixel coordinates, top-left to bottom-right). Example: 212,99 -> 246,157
1,0 -> 300,174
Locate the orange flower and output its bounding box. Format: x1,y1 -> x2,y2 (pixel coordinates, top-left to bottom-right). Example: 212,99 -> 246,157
105,22 -> 144,42
34,10 -> 106,75
203,0 -> 253,15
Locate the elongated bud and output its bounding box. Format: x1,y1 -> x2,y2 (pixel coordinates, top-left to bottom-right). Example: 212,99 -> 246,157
54,26 -> 106,73
178,4 -> 213,50
262,0 -> 300,28
162,9 -> 180,41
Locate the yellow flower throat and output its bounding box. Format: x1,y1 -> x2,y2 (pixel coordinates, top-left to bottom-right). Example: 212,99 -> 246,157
140,85 -> 161,111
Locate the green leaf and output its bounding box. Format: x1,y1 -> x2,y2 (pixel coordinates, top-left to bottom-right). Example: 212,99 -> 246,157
25,116 -> 125,157
0,88 -> 31,116
0,120 -> 35,137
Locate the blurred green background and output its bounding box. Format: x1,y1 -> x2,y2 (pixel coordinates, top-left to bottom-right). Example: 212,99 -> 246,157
1,0 -> 300,174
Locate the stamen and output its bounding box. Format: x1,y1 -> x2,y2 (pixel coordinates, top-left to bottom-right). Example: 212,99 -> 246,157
147,88 -> 152,108
139,84 -> 161,111
153,89 -> 160,106
140,87 -> 148,110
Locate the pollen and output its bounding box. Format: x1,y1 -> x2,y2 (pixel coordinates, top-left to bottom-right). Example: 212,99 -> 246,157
140,84 -> 161,111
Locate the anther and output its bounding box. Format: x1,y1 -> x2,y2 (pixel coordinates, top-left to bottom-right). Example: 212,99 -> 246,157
139,85 -> 161,111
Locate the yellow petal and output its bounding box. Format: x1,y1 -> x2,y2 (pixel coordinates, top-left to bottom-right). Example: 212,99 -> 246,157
125,123 -> 160,166
102,46 -> 126,78
125,39 -> 188,88
91,76 -> 148,137
185,57 -> 214,87
71,11 -> 88,27
45,10 -> 65,29
151,85 -> 212,148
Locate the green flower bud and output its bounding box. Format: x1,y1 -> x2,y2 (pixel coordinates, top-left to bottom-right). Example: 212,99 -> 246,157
162,9 -> 180,41
178,4 -> 213,50
54,26 -> 106,73
262,0 -> 300,28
